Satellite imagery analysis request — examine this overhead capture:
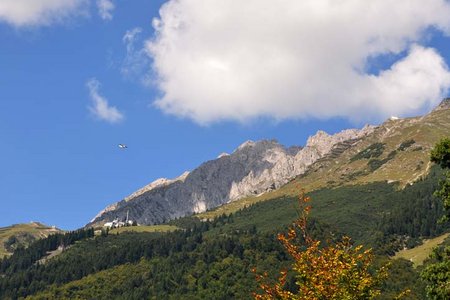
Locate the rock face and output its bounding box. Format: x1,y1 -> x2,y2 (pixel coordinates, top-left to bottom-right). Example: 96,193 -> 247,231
89,126 -> 375,226
434,98 -> 450,111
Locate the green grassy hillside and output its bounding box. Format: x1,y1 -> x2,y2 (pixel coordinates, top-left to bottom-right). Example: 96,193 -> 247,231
2,167 -> 447,298
0,222 -> 62,258
27,259 -> 156,300
394,233 -> 450,267
15,169 -> 448,299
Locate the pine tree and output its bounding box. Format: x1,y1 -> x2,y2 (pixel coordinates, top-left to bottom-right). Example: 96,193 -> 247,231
421,138 -> 450,299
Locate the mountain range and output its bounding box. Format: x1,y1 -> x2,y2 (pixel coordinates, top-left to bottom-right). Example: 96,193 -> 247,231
89,98 -> 450,227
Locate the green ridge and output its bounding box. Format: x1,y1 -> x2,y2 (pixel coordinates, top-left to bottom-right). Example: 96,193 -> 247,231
0,222 -> 62,258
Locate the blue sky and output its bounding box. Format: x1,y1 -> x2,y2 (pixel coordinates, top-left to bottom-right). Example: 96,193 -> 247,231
1,0 -> 450,229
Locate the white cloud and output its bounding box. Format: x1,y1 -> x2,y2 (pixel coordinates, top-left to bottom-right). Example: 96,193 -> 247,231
121,27 -> 151,81
147,0 -> 450,124
96,0 -> 114,21
0,0 -> 87,27
86,78 -> 124,124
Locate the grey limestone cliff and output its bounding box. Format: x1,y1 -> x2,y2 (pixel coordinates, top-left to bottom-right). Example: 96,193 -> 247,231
89,126 -> 374,226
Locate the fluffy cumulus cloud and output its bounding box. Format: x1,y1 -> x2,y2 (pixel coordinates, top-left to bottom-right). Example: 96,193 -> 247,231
96,0 -> 114,21
86,78 -> 124,124
0,0 -> 87,27
147,0 -> 450,124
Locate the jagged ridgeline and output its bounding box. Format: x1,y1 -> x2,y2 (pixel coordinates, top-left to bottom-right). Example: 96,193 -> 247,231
90,99 -> 450,227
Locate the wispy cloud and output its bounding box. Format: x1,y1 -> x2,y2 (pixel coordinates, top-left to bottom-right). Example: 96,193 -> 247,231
148,0 -> 450,124
86,78 -> 124,124
96,0 -> 114,21
121,27 -> 151,83
0,0 -> 87,27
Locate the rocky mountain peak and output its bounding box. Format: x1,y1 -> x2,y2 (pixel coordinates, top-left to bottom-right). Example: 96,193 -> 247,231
433,97 -> 450,111
306,126 -> 375,155
90,125 -> 375,227
217,152 -> 230,158
306,130 -> 330,147
235,139 -> 281,153
123,171 -> 190,203
236,140 -> 256,150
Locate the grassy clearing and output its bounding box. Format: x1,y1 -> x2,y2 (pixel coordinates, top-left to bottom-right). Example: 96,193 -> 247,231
0,222 -> 62,258
394,232 -> 450,267
109,225 -> 179,234
37,247 -> 65,265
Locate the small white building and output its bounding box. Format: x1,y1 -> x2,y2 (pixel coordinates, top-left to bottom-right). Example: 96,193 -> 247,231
103,219 -> 120,229
103,217 -> 135,229
104,221 -> 114,228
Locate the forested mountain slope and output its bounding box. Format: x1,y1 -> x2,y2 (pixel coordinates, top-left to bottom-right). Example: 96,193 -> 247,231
1,166 -> 449,299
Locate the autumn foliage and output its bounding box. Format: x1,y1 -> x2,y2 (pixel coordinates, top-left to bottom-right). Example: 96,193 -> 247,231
253,191 -> 389,300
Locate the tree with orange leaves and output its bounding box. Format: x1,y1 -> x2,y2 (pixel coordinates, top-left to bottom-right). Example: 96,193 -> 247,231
253,191 -> 393,300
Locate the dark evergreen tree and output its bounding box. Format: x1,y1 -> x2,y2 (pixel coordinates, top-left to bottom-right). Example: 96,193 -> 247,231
421,138 -> 450,299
